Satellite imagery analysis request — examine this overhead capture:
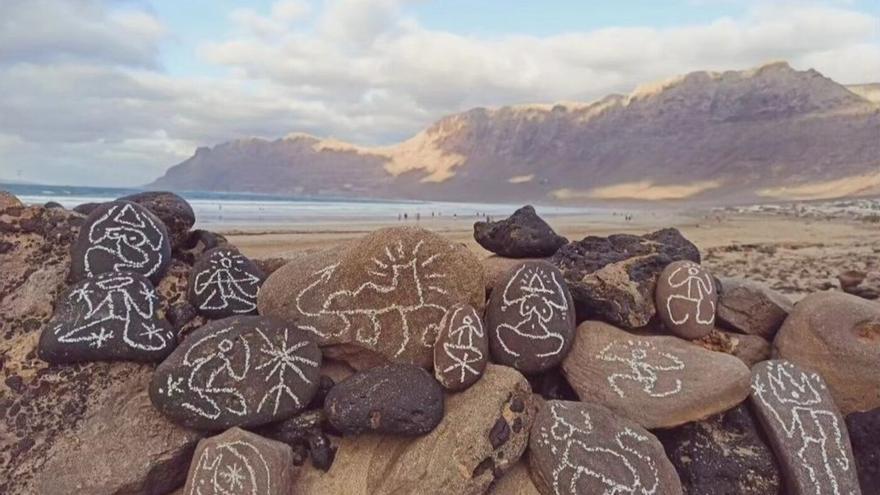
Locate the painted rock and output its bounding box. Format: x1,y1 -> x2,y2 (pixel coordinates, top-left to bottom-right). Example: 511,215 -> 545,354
258,227 -> 485,369
473,205 -> 567,258
150,316 -> 322,430
119,191 -> 195,249
69,200 -> 172,283
529,400 -> 682,495
325,363 -> 444,436
486,261 -> 575,374
655,260 -> 717,339
750,360 -> 861,495
433,304 -> 488,391
775,291 -> 880,414
716,276 -> 792,339
561,321 -> 750,429
846,408 -> 880,493
656,404 -> 782,495
184,427 -> 293,495
39,271 -> 175,363
187,247 -> 265,319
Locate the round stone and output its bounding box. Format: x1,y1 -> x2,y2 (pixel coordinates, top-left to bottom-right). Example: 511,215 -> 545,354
187,247 -> 265,319
433,304 -> 488,391
119,191 -> 195,249
655,260 -> 717,339
486,261 -> 575,374
69,200 -> 172,283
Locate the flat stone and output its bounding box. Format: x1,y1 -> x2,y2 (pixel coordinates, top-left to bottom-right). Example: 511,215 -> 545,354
774,291 -> 880,414
473,205 -> 567,258
529,400 -> 682,495
325,363 -> 444,436
151,316 -> 322,430
749,360 -> 861,495
433,304 -> 488,391
69,200 -> 172,283
184,427 -> 293,495
655,260 -> 717,339
119,191 -> 195,249
551,228 -> 700,329
258,227 -> 485,368
187,247 -> 265,319
717,276 -> 792,338
846,408 -> 880,493
486,261 -> 576,374
656,404 -> 781,495
561,320 -> 751,429
39,271 -> 176,363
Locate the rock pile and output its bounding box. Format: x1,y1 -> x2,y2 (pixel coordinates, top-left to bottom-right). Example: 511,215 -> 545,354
1,194 -> 878,495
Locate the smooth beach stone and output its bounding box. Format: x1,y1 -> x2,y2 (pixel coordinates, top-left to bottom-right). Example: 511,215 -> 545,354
0,189 -> 23,208
39,271 -> 176,363
187,247 -> 265,319
184,427 -> 293,495
324,363 -> 444,436
655,260 -> 717,339
119,191 -> 196,249
561,321 -> 751,429
695,328 -> 771,367
433,304 -> 488,391
486,261 -> 575,374
775,291 -> 880,415
749,360 -> 861,495
846,408 -> 880,493
150,316 -> 322,430
716,276 -> 792,338
529,400 -> 682,495
473,205 -> 567,258
69,200 -> 172,283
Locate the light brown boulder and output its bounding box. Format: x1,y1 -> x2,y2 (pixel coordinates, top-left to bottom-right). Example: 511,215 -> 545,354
717,277 -> 792,338
0,190 -> 23,208
695,328 -> 772,367
561,321 -> 751,429
774,291 -> 880,414
489,460 -> 541,495
292,364 -> 536,495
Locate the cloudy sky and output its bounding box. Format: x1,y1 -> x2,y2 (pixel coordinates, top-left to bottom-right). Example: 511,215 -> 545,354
1,0 -> 878,186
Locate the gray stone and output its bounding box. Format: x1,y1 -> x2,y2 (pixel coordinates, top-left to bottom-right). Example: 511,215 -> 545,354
187,247 -> 265,319
655,260 -> 717,339
119,191 -> 195,250
846,408 -> 880,494
433,304 -> 488,391
717,276 -> 792,338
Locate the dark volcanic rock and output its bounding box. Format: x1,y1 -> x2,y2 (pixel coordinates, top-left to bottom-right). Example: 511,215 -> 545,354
749,360 -> 860,495
656,404 -> 782,495
433,304 -> 488,391
325,363 -> 444,436
176,229 -> 228,264
73,202 -> 102,216
551,228 -> 700,329
187,247 -> 265,319
846,408 -> 880,494
486,261 -> 575,374
39,272 -> 176,363
44,201 -> 64,209
69,200 -> 172,283
655,260 -> 717,339
119,191 -> 195,249
473,205 -> 567,258
150,316 -> 322,430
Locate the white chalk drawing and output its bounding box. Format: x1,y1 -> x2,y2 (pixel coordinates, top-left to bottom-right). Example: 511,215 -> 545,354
295,239 -> 450,357
536,402 -> 660,495
597,340 -> 684,399
84,203 -> 166,278
52,274 -> 173,352
157,325 -> 318,421
752,361 -> 854,495
193,250 -> 261,314
664,262 -> 715,326
188,438 -> 272,495
440,307 -> 485,383
494,264 -> 570,358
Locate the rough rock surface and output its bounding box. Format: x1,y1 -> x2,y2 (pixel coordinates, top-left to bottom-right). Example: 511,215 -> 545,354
175,229 -> 228,265
839,270 -> 880,300
551,228 -> 700,328
656,404 -> 782,495
119,191 -> 195,249
481,254 -> 548,295
187,247 -> 265,319
529,400 -> 682,495
488,461 -> 542,495
655,260 -> 717,339
561,321 -> 751,429
717,276 -> 792,338
151,316 -> 322,430
694,329 -> 771,367
73,202 -> 101,216
774,291 -> 880,414
749,360 -> 861,495
184,427 -> 293,495
433,304 -> 488,391
846,408 -> 880,494
293,364 -> 536,495
325,364 -> 444,436
259,227 -> 485,368
0,190 -> 23,208
486,261 -> 575,374
473,205 -> 567,258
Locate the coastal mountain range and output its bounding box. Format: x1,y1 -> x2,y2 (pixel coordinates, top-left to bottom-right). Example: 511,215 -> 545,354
149,62 -> 880,204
